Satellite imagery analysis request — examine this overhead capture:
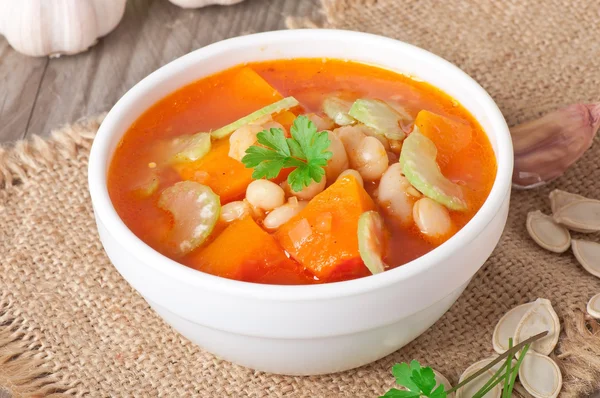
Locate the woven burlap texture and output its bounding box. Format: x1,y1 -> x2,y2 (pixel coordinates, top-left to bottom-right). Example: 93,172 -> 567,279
1,0 -> 600,397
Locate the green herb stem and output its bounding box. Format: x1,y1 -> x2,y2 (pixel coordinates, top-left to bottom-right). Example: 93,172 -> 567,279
500,338 -> 514,398
472,368 -> 507,398
505,343 -> 531,397
446,331 -> 547,394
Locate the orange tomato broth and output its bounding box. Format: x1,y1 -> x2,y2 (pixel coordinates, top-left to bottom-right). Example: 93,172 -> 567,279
107,58 -> 497,285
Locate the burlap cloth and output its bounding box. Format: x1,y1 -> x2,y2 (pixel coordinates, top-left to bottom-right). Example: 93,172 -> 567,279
1,0 -> 600,397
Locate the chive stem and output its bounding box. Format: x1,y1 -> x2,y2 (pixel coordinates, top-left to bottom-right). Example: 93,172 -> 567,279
446,331 -> 547,394
501,338 -> 514,398
505,343 -> 531,397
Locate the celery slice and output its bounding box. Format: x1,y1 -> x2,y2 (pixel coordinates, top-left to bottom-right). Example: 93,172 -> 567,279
399,129 -> 467,211
158,181 -> 221,255
211,96 -> 299,139
357,211 -> 387,275
322,96 -> 356,126
348,98 -> 407,141
171,132 -> 211,163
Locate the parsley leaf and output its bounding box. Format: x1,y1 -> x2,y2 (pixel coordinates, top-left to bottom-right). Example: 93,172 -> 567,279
382,361 -> 447,398
429,385 -> 447,398
391,362 -> 420,392
241,115 -> 332,192
412,366 -> 437,395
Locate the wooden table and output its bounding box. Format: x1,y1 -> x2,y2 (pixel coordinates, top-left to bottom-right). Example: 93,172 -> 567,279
0,0 -> 319,144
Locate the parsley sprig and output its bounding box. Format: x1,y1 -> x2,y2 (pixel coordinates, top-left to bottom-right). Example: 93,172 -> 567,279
383,361 -> 446,398
382,331 -> 547,398
241,115 -> 333,192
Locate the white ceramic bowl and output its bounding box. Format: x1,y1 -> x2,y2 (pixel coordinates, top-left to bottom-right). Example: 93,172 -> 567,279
88,29 -> 513,375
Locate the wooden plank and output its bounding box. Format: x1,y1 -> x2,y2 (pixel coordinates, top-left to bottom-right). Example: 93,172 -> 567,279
0,39 -> 48,142
23,0 -> 320,138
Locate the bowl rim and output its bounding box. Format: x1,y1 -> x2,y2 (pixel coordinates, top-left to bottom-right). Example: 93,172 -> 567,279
88,29 -> 513,301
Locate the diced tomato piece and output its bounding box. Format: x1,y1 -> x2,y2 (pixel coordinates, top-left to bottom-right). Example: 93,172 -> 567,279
275,175 -> 376,280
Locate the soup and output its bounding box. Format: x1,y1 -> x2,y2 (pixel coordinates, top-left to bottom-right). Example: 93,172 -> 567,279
108,59 -> 497,285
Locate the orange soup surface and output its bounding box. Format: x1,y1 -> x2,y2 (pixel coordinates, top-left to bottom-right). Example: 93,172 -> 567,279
108,59 -> 497,285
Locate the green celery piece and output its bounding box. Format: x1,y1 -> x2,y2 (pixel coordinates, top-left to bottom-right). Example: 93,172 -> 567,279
399,128 -> 467,211
211,96 -> 299,139
348,98 -> 407,141
158,181 -> 221,255
172,132 -> 211,163
357,211 -> 387,274
322,96 -> 356,126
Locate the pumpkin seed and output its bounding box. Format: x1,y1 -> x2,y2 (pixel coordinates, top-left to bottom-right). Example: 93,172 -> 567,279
548,189 -> 587,214
518,351 -> 562,398
571,239 -> 600,278
586,292 -> 600,319
456,360 -> 501,398
526,211 -> 570,253
492,302 -> 534,354
553,200 -> 600,233
514,298 -> 560,355
434,370 -> 455,398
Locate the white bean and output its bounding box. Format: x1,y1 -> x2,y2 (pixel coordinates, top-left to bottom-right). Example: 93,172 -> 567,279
243,198 -> 265,220
413,197 -> 453,238
335,125 -> 366,156
228,124 -> 263,161
306,113 -> 335,131
377,163 -> 415,225
246,180 -> 285,210
291,177 -> 326,200
337,169 -> 363,187
324,131 -> 349,181
353,136 -> 389,181
221,201 -> 250,223
336,125 -> 389,181
263,201 -> 308,230
363,129 -> 390,151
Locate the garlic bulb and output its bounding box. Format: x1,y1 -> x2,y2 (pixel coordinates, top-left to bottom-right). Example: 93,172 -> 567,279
168,0 -> 244,8
512,103 -> 600,189
0,0 -> 126,57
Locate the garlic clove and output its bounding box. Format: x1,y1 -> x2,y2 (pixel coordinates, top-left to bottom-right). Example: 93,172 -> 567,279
549,189 -> 589,214
514,298 -> 560,355
526,210 -> 571,253
571,240 -> 600,278
492,302 -> 535,353
587,293 -> 600,319
518,351 -> 562,398
168,0 -> 244,8
456,360 -> 501,398
512,103 -> 600,189
553,200 -> 600,233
